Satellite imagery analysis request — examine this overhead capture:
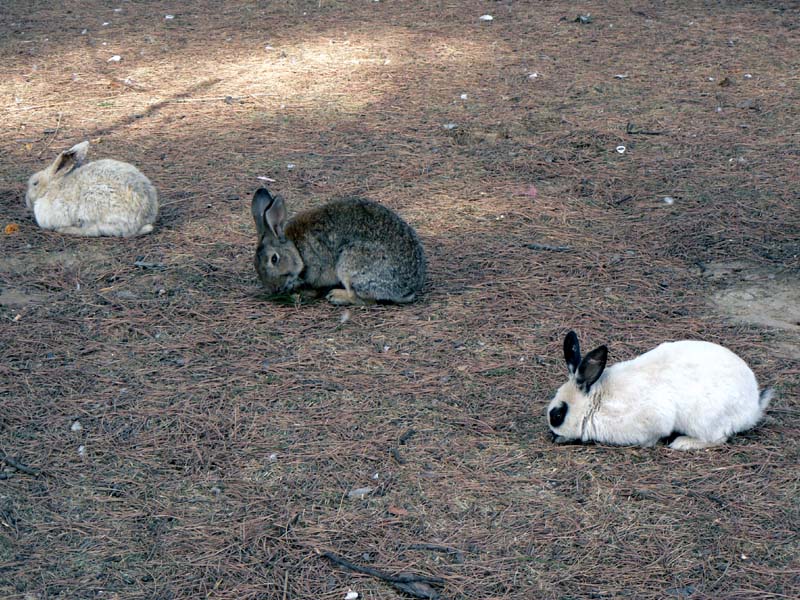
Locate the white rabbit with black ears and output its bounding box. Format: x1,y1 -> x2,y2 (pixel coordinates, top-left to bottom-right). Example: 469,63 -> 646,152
547,331 -> 773,450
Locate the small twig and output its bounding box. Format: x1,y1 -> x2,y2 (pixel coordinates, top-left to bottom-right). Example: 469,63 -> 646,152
613,194 -> 635,206
322,551 -> 444,599
390,447 -> 406,464
133,261 -> 166,270
407,543 -> 465,564
282,570 -> 288,600
0,453 -> 41,476
626,122 -> 666,136
37,111 -> 63,158
523,243 -> 572,252
399,428 -> 417,445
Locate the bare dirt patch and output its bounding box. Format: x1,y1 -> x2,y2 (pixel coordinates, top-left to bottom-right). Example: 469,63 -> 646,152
1,2 -> 798,600
704,262 -> 800,358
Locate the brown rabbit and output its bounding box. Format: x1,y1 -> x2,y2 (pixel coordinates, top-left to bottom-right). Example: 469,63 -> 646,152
251,188 -> 426,305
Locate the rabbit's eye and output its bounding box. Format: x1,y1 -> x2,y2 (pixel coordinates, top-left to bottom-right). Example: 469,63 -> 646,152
32,180 -> 38,186
270,253 -> 279,265
549,403 -> 568,428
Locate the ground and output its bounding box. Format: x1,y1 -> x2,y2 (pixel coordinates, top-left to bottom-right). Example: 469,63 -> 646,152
1,1 -> 798,599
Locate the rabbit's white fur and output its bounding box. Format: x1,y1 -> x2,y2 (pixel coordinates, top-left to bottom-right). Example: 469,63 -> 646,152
26,141 -> 158,237
547,333 -> 772,450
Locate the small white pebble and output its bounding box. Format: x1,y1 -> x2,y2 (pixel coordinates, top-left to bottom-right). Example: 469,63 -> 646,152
528,72 -> 539,79
443,123 -> 457,130
460,93 -> 468,100
165,14 -> 175,20
81,29 -> 87,35
615,145 -> 626,154
716,106 -> 723,113
479,15 -> 494,21
661,196 -> 675,205
707,76 -> 715,81
268,452 -> 278,462
740,554 -> 748,560
71,420 -> 83,432
113,8 -> 122,12
78,445 -> 86,457
108,55 -> 121,62
13,314 -> 22,322
372,472 -> 379,480
743,73 -> 752,79
286,163 -> 295,170
339,310 -> 351,324
345,592 -> 359,600
382,345 -> 390,353
102,22 -> 110,26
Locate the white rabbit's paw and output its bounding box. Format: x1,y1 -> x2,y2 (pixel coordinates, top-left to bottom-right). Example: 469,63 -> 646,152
669,435 -> 725,451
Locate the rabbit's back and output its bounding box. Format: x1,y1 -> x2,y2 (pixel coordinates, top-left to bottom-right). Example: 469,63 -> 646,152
36,159 -> 158,236
287,198 -> 426,293
614,340 -> 761,435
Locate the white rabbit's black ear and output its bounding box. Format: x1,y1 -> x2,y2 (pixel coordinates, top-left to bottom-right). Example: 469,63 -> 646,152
251,187 -> 286,240
576,345 -> 607,393
53,141 -> 89,175
564,331 -> 581,375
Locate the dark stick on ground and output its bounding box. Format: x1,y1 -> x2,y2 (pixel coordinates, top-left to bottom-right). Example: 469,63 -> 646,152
523,243 -> 572,252
0,453 -> 41,476
323,551 -> 444,599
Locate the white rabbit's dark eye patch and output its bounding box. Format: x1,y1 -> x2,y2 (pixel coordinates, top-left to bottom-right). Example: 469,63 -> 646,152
549,403 -> 568,428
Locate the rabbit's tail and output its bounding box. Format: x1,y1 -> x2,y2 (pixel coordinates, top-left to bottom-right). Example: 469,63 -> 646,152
758,387 -> 774,412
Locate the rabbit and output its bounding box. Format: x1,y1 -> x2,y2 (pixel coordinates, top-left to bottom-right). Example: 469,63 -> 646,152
251,187 -> 426,305
25,141 -> 158,237
546,331 -> 773,450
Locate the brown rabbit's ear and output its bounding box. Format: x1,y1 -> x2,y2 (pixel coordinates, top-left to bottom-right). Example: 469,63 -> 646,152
53,141 -> 89,175
265,194 -> 287,239
251,187 -> 287,239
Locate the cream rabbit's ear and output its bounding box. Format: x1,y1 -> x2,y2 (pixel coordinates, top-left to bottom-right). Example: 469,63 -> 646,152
251,187 -> 286,239
52,141 -> 89,175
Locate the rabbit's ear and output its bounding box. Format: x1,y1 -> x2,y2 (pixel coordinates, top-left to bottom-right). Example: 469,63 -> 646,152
265,194 -> 287,239
576,345 -> 607,393
251,188 -> 273,237
53,141 -> 89,175
251,187 -> 286,239
564,331 -> 581,375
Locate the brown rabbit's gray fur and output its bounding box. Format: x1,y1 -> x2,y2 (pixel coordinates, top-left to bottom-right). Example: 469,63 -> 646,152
251,188 -> 426,305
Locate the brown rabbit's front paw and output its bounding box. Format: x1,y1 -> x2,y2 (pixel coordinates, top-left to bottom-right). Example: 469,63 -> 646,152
326,288 -> 375,306
326,288 -> 359,305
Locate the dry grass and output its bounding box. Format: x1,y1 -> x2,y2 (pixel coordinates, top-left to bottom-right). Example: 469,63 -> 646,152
1,1 -> 799,599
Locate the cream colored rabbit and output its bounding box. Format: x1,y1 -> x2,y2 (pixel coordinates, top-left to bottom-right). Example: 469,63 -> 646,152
26,141 -> 158,237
